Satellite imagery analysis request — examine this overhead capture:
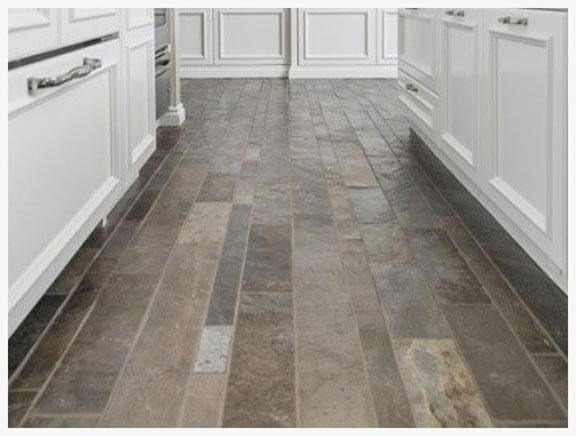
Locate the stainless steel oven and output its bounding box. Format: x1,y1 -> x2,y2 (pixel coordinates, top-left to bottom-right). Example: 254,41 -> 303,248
155,8 -> 171,119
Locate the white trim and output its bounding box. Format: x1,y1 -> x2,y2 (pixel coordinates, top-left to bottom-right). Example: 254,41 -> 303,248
181,65 -> 290,78
159,103 -> 186,126
289,64 -> 397,79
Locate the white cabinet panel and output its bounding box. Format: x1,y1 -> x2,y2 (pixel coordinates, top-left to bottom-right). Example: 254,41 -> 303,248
377,9 -> 398,65
439,9 -> 480,175
299,9 -> 375,65
180,9 -> 212,65
8,9 -> 59,60
126,8 -> 153,30
398,8 -> 437,90
8,40 -> 123,333
215,9 -> 289,64
484,9 -> 566,268
60,8 -> 120,45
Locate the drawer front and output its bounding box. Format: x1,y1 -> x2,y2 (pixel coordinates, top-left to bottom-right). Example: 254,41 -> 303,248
60,8 -> 120,45
8,40 -> 123,333
398,8 -> 437,91
397,70 -> 438,132
9,9 -> 59,61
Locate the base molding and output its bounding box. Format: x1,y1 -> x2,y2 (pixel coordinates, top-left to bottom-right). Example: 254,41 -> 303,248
180,64 -> 398,79
159,103 -> 186,127
288,64 -> 397,79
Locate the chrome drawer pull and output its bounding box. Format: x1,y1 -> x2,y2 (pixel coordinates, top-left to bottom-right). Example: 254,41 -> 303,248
498,16 -> 528,26
405,83 -> 419,93
446,10 -> 465,17
28,57 -> 102,95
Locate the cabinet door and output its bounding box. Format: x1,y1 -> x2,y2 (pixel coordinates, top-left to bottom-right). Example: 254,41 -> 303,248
377,8 -> 398,65
121,9 -> 156,178
438,9 -> 481,177
398,8 -> 438,91
298,8 -> 376,65
8,9 -> 59,60
483,9 -> 567,269
215,9 -> 289,65
60,8 -> 120,45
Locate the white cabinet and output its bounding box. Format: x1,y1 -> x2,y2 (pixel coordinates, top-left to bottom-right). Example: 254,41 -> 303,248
438,8 -> 481,178
482,9 -> 567,271
180,8 -> 212,66
120,9 -> 156,183
60,9 -> 120,45
398,8 -> 568,290
297,8 -> 375,65
8,40 -> 124,334
398,8 -> 438,91
8,8 -> 120,60
8,9 -> 59,60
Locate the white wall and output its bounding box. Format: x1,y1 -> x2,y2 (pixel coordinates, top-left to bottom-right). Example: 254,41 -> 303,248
179,8 -> 398,78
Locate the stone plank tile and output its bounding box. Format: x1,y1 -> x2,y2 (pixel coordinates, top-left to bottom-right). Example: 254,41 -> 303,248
9,295 -> 66,376
348,187 -> 395,224
181,374 -> 227,427
407,228 -> 490,304
533,355 -> 567,411
196,173 -> 236,202
205,204 -> 251,325
193,326 -> 233,373
443,217 -> 556,353
442,304 -> 565,421
291,160 -> 332,217
395,339 -> 492,427
46,248 -> 98,295
251,184 -> 291,225
339,240 -> 415,427
9,391 -> 36,427
11,274 -> 105,390
222,293 -> 295,427
24,415 -> 100,428
100,204 -> 231,427
326,179 -> 361,239
32,273 -> 158,414
242,224 -> 292,293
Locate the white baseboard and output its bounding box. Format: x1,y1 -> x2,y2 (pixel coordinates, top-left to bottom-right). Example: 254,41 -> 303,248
181,65 -> 289,79
288,64 -> 398,79
181,64 -> 398,79
159,103 -> 186,127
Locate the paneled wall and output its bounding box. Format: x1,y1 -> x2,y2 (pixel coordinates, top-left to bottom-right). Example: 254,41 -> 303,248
179,8 -> 398,78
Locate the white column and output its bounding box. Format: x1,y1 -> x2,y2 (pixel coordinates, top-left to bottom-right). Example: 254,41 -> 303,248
161,8 -> 186,126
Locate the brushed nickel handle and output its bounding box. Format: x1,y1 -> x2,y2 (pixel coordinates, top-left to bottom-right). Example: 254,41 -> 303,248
28,57 -> 102,95
405,83 -> 419,93
446,10 -> 465,17
498,16 -> 528,26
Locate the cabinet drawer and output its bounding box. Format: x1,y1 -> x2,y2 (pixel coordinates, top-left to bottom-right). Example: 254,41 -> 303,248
398,8 -> 437,91
8,39 -> 123,334
397,71 -> 438,132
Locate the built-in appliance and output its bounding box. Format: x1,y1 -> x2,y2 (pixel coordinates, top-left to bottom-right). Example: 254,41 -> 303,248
154,8 -> 171,119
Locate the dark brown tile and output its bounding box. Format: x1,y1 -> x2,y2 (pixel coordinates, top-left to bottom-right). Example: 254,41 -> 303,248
196,173 -> 236,202
32,273 -> 158,414
9,391 -> 36,427
442,304 -> 565,421
23,415 -> 100,428
533,355 -> 567,411
242,224 -> 292,293
46,248 -> 98,295
443,217 -> 556,353
9,295 -> 65,376
223,293 -> 295,427
205,204 -> 251,325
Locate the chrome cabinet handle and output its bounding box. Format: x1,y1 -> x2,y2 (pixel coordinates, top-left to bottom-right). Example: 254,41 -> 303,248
28,57 -> 102,95
446,10 -> 465,17
405,83 -> 419,93
498,16 -> 528,26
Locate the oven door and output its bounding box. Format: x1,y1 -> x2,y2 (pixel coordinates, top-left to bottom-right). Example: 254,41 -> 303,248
155,54 -> 171,120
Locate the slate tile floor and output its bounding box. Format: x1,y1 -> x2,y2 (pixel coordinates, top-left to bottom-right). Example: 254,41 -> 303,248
8,79 -> 567,428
